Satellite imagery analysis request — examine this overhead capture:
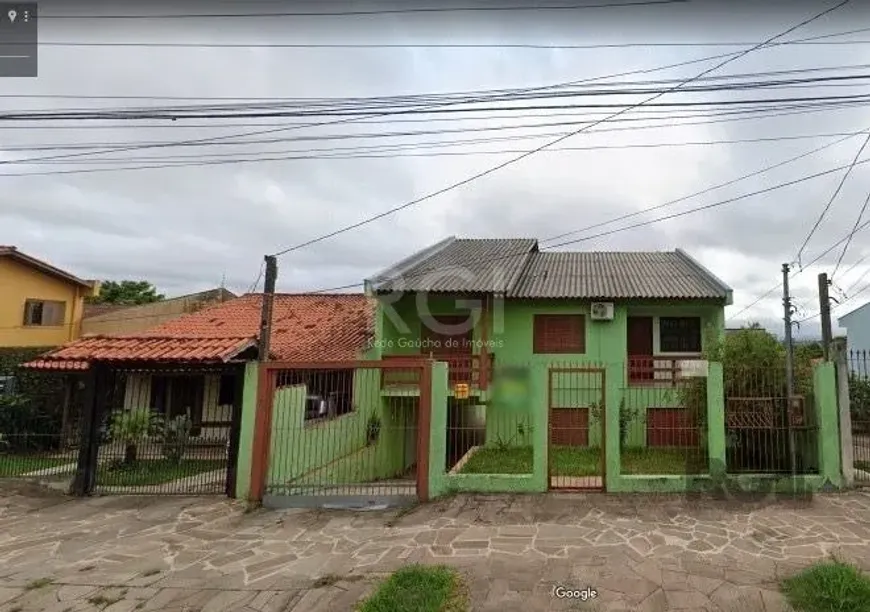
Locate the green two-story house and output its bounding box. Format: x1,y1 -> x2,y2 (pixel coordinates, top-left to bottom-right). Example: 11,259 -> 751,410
365,237 -> 733,474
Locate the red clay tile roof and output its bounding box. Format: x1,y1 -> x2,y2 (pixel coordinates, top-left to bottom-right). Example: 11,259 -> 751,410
146,293 -> 373,361
23,293 -> 373,370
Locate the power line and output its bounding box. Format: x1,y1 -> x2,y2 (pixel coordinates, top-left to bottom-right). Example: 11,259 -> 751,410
540,130 -> 865,245
18,130 -> 870,166
9,61 -> 870,104
7,71 -> 870,115
7,100 -> 865,154
4,46 -> 810,168
22,24 -> 870,48
268,0 -> 855,258
794,131 -> 870,266
833,185 -> 870,279
729,216 -> 870,322
10,92 -> 870,121
40,1 -> 689,19
317,147 -> 870,294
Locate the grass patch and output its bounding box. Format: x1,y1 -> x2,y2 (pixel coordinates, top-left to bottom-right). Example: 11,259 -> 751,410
458,446 -> 533,474
24,578 -> 52,590
358,565 -> 466,612
621,448 -> 707,475
458,445 -> 707,476
0,455 -> 72,477
96,459 -> 224,487
782,560 -> 870,612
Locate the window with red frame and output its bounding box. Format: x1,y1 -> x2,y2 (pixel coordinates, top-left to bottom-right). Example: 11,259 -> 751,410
533,314 -> 585,354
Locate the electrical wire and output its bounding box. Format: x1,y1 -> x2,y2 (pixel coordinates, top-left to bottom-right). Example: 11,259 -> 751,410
4,45 -> 817,167
795,131 -> 870,266
40,1 -> 689,19
21,24 -> 870,48
19,130 -> 870,166
266,0 -> 855,258
540,130 -> 867,245
9,61 -> 870,105
326,150 -> 870,295
832,185 -> 870,279
8,99 -> 867,155
729,216 -> 870,322
10,93 -> 870,122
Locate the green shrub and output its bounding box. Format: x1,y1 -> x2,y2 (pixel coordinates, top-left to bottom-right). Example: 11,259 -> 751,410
161,415 -> 192,465
849,374 -> 870,425
108,408 -> 160,465
0,393 -> 61,452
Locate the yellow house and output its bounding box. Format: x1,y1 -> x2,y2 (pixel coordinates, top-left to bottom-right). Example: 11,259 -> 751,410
0,246 -> 100,347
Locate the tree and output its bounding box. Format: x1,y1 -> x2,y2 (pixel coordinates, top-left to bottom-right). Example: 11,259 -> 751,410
89,280 -> 164,305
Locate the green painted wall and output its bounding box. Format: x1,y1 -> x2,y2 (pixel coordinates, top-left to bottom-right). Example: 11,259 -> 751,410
235,361 -> 259,500
379,295 -> 725,455
814,361 -> 842,487
265,369 -> 415,494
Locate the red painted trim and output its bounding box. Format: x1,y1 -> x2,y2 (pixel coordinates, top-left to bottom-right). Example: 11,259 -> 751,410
416,361 -> 432,502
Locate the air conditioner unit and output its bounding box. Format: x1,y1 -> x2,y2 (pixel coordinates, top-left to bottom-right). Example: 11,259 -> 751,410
590,302 -> 614,321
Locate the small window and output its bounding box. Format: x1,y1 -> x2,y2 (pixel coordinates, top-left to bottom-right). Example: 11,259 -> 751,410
533,314 -> 586,354
23,299 -> 66,326
277,369 -> 355,422
659,317 -> 702,353
217,374 -> 236,406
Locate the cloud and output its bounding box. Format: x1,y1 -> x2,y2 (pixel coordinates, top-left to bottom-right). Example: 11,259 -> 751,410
2,0 -> 869,337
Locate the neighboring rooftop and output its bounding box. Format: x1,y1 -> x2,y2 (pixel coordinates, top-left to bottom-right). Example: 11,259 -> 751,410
82,287 -> 237,321
0,245 -> 98,290
369,237 -> 536,293
368,237 -> 732,302
838,301 -> 870,326
24,293 -> 373,370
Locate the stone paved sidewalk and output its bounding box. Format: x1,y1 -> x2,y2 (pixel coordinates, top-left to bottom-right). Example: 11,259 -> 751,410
1,483 -> 870,611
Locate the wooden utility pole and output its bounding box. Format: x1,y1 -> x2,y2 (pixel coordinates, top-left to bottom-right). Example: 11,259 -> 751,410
782,263 -> 797,478
258,255 -> 277,362
818,272 -> 833,360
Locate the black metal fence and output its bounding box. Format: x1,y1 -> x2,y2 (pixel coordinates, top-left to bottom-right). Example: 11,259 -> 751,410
87,365 -> 243,495
1,359 -> 243,496
849,350 -> 870,485
0,361 -> 84,482
264,365 -> 421,504
724,366 -> 818,475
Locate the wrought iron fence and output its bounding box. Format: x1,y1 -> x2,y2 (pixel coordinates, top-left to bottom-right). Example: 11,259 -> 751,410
90,365 -> 241,495
0,363 -> 82,482
264,365 -> 421,502
724,366 -> 818,475
620,376 -> 708,476
848,350 -> 870,484
548,365 -> 605,490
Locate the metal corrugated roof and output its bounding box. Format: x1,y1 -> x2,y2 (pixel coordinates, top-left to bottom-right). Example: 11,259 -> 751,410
508,250 -> 731,300
373,238 -> 537,293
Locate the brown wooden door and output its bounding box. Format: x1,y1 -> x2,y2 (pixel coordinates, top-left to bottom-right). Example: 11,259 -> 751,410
627,316 -> 654,382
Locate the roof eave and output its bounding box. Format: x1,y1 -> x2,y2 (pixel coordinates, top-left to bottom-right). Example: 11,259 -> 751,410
674,248 -> 733,303
366,236 -> 456,292
2,248 -> 96,290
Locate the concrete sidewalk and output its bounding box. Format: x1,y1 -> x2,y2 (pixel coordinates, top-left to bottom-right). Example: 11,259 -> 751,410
1,483 -> 869,611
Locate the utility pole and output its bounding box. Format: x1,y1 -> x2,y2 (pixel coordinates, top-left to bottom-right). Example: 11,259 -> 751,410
258,255 -> 277,362
782,263 -> 797,478
818,272 -> 833,361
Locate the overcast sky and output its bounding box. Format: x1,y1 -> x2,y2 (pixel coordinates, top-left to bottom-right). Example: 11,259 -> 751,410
3,0 -> 870,338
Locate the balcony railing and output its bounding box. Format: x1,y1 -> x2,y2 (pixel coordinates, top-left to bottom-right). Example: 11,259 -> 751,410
627,355 -> 701,386
381,353 -> 495,390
